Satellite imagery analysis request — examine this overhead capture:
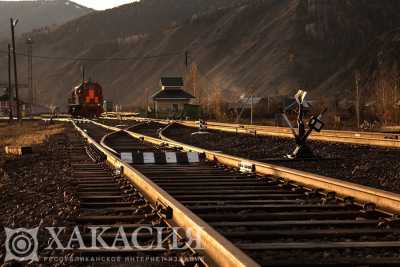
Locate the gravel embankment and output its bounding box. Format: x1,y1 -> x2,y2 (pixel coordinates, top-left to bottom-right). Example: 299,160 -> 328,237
0,123 -> 79,265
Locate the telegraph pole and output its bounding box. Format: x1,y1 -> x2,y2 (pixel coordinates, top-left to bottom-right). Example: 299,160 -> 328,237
191,63 -> 197,98
8,44 -> 13,122
33,83 -> 36,105
185,51 -> 189,71
355,71 -> 360,129
81,65 -> 85,83
250,95 -> 254,125
34,80 -> 39,105
26,38 -> 33,112
10,18 -> 21,122
145,88 -> 149,117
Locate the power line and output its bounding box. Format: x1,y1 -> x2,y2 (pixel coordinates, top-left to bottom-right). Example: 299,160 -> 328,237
0,49 -> 185,62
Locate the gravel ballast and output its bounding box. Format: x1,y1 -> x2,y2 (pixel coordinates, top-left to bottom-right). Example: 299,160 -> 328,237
164,124 -> 400,194
0,123 -> 79,265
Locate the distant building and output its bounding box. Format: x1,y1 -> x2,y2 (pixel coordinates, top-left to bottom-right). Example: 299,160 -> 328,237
229,95 -> 263,110
0,90 -> 15,116
152,77 -> 195,118
103,100 -> 114,112
0,90 -> 32,117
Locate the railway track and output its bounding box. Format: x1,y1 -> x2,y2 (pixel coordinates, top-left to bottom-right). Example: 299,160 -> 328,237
76,120 -> 400,266
123,121 -> 164,139
176,120 -> 400,148
68,123 -> 206,266
103,116 -> 400,148
98,119 -> 400,194
131,160 -> 400,266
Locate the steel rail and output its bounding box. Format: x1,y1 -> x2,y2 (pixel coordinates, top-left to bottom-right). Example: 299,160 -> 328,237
95,118 -> 400,214
73,120 -> 259,267
89,119 -> 400,264
111,116 -> 400,148
178,120 -> 400,148
157,124 -> 400,214
100,131 -> 120,154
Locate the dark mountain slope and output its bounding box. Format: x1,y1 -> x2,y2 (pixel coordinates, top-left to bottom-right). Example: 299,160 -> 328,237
1,0 -> 400,113
0,0 -> 92,41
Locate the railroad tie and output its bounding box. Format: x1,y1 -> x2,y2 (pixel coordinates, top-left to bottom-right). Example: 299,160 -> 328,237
120,151 -> 200,164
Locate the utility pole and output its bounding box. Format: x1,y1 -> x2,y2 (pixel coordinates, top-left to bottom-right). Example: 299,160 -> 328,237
8,44 -> 13,122
81,65 -> 85,83
250,95 -> 254,125
396,73 -> 400,124
146,88 -> 149,117
34,79 -> 39,105
355,71 -> 361,129
206,93 -> 209,116
33,83 -> 36,105
10,18 -> 21,122
144,88 -> 148,116
191,63 -> 197,98
185,51 -> 189,71
26,38 -> 33,112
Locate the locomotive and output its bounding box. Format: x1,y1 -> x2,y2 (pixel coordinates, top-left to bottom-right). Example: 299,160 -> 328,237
68,81 -> 104,118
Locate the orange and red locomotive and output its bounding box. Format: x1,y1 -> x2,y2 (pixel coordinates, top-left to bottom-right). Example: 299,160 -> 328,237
68,81 -> 104,118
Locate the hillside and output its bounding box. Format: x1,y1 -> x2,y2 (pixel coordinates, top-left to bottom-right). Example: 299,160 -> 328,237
1,0 -> 400,116
0,0 -> 92,41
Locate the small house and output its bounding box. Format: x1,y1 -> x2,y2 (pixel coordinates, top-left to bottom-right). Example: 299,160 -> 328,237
0,89 -> 15,116
152,77 -> 195,117
0,92 -> 31,117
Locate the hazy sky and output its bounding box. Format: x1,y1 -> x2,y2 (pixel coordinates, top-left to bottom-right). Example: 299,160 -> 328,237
4,0 -> 137,10
70,0 -> 136,10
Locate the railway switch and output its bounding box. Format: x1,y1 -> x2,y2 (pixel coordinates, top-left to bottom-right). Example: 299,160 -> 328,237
283,90 -> 327,160
192,119 -> 210,135
309,115 -> 325,132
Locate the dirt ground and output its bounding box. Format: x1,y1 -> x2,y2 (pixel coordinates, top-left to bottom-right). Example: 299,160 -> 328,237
0,122 -> 78,266
0,121 -> 65,147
